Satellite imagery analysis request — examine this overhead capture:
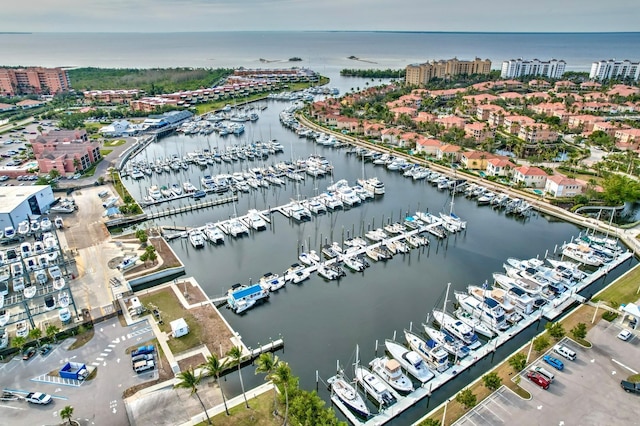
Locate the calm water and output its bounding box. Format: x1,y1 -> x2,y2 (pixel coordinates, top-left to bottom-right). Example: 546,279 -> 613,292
122,99 -> 637,423
2,32 -> 640,74
7,31 -> 638,422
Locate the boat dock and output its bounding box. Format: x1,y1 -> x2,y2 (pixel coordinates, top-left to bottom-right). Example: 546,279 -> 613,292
328,246 -> 633,425
145,195 -> 237,220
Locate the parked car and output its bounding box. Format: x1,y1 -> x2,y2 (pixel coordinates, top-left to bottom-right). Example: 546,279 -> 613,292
131,345 -> 155,357
526,371 -> 550,390
25,392 -> 52,405
39,344 -> 53,356
553,344 -> 576,361
133,360 -> 155,374
543,354 -> 565,371
618,330 -> 632,341
22,347 -> 37,361
131,353 -> 153,364
621,380 -> 640,394
532,366 -> 555,383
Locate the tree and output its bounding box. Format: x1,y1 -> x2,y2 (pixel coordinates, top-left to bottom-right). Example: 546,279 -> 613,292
174,367 -> 211,425
571,323 -> 588,340
508,353 -> 527,372
601,174 -> 640,205
140,245 -> 157,266
227,346 -> 249,408
271,361 -> 294,426
255,352 -> 280,416
455,388 -> 477,409
12,336 -> 26,353
46,324 -> 60,342
29,328 -> 42,347
204,354 -> 230,416
419,419 -> 442,426
60,405 -> 74,425
545,322 -> 566,340
135,229 -> 148,245
482,372 -> 502,391
533,335 -> 550,352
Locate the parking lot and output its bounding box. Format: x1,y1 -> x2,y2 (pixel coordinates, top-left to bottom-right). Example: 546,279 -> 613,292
455,320 -> 640,425
0,317 -> 156,426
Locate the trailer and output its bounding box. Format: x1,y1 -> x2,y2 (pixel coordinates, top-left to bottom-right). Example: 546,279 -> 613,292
60,361 -> 88,380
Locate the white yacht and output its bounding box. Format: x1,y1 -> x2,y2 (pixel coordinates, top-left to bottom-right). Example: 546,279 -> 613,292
385,339 -> 434,384
40,217 -> 52,232
23,282 -> 37,299
35,270 -> 48,285
283,264 -> 310,284
343,256 -> 367,272
369,357 -> 413,393
188,230 -> 206,248
454,309 -> 495,339
246,210 -> 267,230
227,283 -> 269,314
20,242 -> 32,258
10,262 -> 23,278
203,224 -> 225,244
546,258 -> 586,281
288,203 -> 312,222
327,372 -> 370,418
0,309 -> 9,327
298,250 -> 320,266
422,324 -> 470,359
354,366 -> 397,407
259,272 -> 286,292
357,177 -> 385,195
404,329 -> 450,373
148,185 -> 163,200
12,276 -> 25,292
455,291 -> 509,332
432,308 -> 481,349
48,265 -> 62,280
182,181 -> 197,193
317,264 -> 345,280
58,291 -> 70,308
59,307 -> 72,323
227,219 -> 249,238
16,320 -> 29,338
561,243 -> 604,267
303,198 -> 327,215
319,192 -> 343,210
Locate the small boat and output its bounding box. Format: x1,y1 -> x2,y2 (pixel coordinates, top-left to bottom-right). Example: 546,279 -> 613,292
58,291 -> 70,308
16,320 -> 29,338
298,250 -> 320,266
20,242 -> 32,258
354,365 -> 397,407
48,265 -> 62,280
343,256 -> 367,272
54,217 -> 64,229
385,339 -> 434,383
0,328 -> 7,349
0,309 -> 9,327
188,230 -> 206,248
52,275 -> 66,290
245,210 -> 267,231
12,276 -> 24,292
17,221 -> 30,236
59,307 -> 72,323
327,372 -> 370,418
317,264 -> 345,281
40,217 -> 52,232
259,272 -> 286,292
33,241 -> 45,255
23,282 -> 37,299
369,356 -> 413,393
10,262 -> 23,278
283,263 -> 310,284
35,270 -> 48,285
44,294 -> 56,311
321,242 -> 342,259
115,255 -> 138,271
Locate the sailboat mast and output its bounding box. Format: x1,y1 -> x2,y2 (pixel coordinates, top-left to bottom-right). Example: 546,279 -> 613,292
442,282 -> 451,316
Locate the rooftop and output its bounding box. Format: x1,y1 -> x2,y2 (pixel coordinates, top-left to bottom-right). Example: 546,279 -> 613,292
0,185 -> 51,214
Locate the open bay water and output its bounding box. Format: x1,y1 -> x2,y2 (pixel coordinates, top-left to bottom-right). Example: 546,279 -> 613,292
123,98 -> 637,423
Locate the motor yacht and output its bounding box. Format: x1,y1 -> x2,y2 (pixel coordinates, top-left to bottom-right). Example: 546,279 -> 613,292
227,284 -> 269,314
259,272 -> 286,292
16,320 -> 29,338
17,221 -> 30,236
404,329 -> 450,373
188,230 -> 206,248
354,366 -> 397,408
384,339 -> 434,384
453,309 -> 495,339
455,291 -> 509,332
203,224 -> 224,244
369,356 -> 413,393
432,308 -> 481,349
423,324 -> 470,359
40,217 -> 52,232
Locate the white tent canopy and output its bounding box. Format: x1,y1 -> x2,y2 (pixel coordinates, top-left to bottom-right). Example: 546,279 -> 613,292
622,302 -> 640,320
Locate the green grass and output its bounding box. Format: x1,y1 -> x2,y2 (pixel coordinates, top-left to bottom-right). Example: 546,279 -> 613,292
593,263 -> 640,306
195,390 -> 282,426
100,149 -> 113,157
138,288 -> 204,354
104,139 -> 127,147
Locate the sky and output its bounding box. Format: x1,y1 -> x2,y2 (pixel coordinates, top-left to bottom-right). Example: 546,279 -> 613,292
3,0 -> 640,33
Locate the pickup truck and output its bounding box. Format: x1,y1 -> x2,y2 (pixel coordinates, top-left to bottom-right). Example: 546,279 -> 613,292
621,380 -> 640,394
131,345 -> 155,357
25,392 -> 52,405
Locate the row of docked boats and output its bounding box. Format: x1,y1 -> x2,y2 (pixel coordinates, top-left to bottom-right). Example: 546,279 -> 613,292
2,217 -> 64,241
326,234 -> 625,421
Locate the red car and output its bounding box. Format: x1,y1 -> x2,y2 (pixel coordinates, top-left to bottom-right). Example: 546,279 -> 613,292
527,371 -> 550,390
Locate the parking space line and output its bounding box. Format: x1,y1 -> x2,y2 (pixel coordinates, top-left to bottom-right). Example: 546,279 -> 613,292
91,362 -> 100,366
0,404 -> 26,411
612,358 -> 639,374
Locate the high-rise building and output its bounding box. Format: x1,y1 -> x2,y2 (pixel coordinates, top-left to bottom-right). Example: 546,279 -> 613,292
405,58 -> 492,85
0,67 -> 70,96
589,59 -> 640,81
500,59 -> 566,79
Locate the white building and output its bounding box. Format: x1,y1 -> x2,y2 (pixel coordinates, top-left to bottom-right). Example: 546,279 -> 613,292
99,120 -> 134,137
0,186 -> 55,232
544,175 -> 585,197
501,59 -> 566,79
170,318 -> 189,338
590,59 -> 640,81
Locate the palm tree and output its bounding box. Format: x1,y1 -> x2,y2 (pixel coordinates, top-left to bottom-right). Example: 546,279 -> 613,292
46,324 -> 60,343
11,336 -> 26,353
271,362 -> 293,426
60,405 -> 74,425
174,367 -> 211,425
227,346 -> 249,408
255,352 -> 280,415
29,328 -> 42,348
204,354 -> 230,416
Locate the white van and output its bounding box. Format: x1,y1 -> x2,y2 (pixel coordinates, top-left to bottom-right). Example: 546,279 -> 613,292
133,360 -> 155,374
532,365 -> 555,382
98,190 -> 109,199
554,344 -> 576,361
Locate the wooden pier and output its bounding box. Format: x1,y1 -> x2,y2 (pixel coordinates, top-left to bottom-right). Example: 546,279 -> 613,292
145,195 -> 237,220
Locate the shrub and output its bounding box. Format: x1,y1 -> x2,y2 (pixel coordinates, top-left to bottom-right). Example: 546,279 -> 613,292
533,335 -> 550,352
571,323 -> 587,340
455,388 -> 477,409
482,372 -> 502,391
545,322 -> 566,340
508,353 -> 527,372
602,311 -> 618,322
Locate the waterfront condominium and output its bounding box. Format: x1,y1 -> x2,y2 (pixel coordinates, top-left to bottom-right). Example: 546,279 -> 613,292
589,59 -> 640,81
405,57 -> 492,85
500,58 -> 566,79
0,67 -> 70,96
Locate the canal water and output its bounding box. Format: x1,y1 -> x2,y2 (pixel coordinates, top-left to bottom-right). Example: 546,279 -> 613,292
121,90 -> 637,424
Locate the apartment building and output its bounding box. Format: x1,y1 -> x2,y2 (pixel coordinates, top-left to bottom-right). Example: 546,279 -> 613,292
0,67 -> 70,96
517,123 -> 558,143
30,129 -> 101,174
500,58 -> 566,79
405,58 -> 492,85
590,59 -> 640,81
